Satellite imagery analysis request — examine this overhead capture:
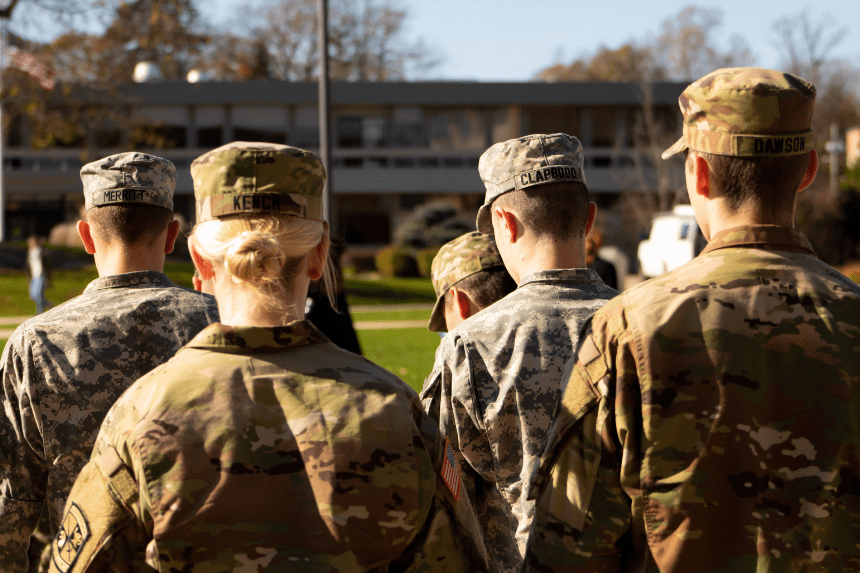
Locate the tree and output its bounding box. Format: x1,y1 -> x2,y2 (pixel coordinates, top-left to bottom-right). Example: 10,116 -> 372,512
770,10 -> 859,141
203,0 -> 441,82
532,6 -> 758,238
653,6 -> 753,81
535,7 -> 752,84
102,0 -> 209,81
535,43 -> 663,83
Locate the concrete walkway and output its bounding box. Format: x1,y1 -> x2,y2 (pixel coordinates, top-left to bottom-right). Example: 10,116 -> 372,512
352,319 -> 427,331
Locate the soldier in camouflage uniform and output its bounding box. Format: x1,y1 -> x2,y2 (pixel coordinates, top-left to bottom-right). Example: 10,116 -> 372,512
50,142 -> 490,572
421,134 -> 618,573
0,153 -> 218,573
525,68 -> 860,572
428,231 -> 516,333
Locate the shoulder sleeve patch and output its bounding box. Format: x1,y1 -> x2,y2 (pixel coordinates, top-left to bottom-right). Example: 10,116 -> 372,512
52,502 -> 90,573
440,437 -> 461,501
578,334 -> 601,366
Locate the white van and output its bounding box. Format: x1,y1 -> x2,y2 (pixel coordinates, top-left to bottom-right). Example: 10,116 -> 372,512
637,204 -> 706,279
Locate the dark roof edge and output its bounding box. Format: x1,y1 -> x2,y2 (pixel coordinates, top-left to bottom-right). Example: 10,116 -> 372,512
118,80 -> 686,106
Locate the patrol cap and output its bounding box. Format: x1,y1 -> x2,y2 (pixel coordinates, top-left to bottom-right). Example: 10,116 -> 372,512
191,141 -> 327,224
428,231 -> 505,332
662,67 -> 816,160
81,152 -> 175,212
476,133 -> 586,234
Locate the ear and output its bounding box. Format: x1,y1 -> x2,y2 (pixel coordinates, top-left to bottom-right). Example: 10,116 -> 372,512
694,154 -> 710,198
76,220 -> 97,255
451,287 -> 473,320
164,220 -> 181,254
798,149 -> 819,192
494,206 -> 519,243
583,202 -> 597,236
307,234 -> 329,280
189,242 -> 215,281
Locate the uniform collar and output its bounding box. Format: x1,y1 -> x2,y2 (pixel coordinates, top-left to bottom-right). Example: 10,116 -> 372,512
701,225 -> 816,256
84,270 -> 173,292
186,320 -> 330,352
519,268 -> 603,287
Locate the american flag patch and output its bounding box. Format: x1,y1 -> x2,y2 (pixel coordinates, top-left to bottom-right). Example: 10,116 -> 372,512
441,438 -> 461,501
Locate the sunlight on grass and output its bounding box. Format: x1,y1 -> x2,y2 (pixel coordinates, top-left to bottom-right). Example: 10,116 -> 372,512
358,327 -> 440,394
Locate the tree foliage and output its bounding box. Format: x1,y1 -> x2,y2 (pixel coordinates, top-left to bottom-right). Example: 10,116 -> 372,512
536,7 -> 752,83
771,10 -> 859,139
200,0 -> 441,81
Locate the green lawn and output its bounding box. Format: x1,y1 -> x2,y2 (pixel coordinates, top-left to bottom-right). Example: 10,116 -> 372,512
344,276 -> 435,305
358,327 -> 440,394
352,308 -> 431,322
0,266 -> 438,392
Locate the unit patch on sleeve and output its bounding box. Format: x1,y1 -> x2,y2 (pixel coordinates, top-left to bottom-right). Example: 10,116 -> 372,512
52,503 -> 91,573
441,437 -> 461,501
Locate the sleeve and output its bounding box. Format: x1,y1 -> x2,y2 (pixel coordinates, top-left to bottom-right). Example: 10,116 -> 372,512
47,434 -> 151,573
0,332 -> 48,573
524,307 -> 638,573
389,398 -> 490,573
420,336 -> 495,523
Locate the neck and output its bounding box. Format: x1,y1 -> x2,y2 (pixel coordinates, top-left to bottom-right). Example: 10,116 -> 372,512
703,197 -> 794,240
508,234 -> 587,284
214,274 -> 309,328
93,244 -> 166,277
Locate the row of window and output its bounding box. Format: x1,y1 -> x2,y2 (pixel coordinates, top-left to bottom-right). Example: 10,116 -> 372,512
5,105 -> 679,150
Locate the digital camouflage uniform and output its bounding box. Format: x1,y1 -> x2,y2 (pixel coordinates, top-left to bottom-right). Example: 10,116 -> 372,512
51,142 -> 489,572
0,153 -> 218,573
427,231 -> 508,332
526,69 -> 860,572
422,134 -> 618,572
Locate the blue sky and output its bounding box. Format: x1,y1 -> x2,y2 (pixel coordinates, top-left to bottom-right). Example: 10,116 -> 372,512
13,0 -> 860,82
209,0 -> 860,81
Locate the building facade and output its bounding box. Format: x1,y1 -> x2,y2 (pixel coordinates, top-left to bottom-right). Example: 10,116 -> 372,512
2,80 -> 686,253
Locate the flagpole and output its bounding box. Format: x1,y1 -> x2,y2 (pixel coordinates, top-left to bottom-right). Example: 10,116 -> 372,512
0,18 -> 6,242
317,0 -> 331,228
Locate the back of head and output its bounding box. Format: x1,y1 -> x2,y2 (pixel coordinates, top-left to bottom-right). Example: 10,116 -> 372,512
80,152 -> 176,246
476,133 -> 589,239
428,231 -> 514,331
189,141 -> 333,314
662,67 -> 816,212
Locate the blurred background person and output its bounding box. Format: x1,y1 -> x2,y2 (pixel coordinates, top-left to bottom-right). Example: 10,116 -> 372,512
50,142 -> 488,572
305,240 -> 363,354
585,228 -> 618,290
26,235 -> 52,314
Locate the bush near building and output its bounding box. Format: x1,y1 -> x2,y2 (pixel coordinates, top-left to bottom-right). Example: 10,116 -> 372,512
374,246 -> 419,278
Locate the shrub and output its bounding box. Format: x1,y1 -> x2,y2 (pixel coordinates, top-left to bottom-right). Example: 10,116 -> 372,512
416,247 -> 440,278
375,246 -> 418,278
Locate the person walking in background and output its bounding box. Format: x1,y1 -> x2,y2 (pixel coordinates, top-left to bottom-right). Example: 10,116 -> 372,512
0,153 -> 219,573
526,68 -> 860,572
421,133 -> 618,573
26,235 -> 52,314
427,231 -> 516,334
50,142 -> 489,572
585,228 -> 617,290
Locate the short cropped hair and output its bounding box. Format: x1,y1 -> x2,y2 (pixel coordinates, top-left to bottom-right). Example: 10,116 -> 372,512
493,181 -> 589,239
86,204 -> 173,246
704,151 -> 811,213
444,265 -> 517,312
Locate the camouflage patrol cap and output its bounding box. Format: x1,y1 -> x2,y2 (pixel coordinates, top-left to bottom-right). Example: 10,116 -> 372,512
81,152 -> 175,212
662,67 -> 816,160
476,133 -> 586,234
428,231 -> 505,332
191,141 -> 327,224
